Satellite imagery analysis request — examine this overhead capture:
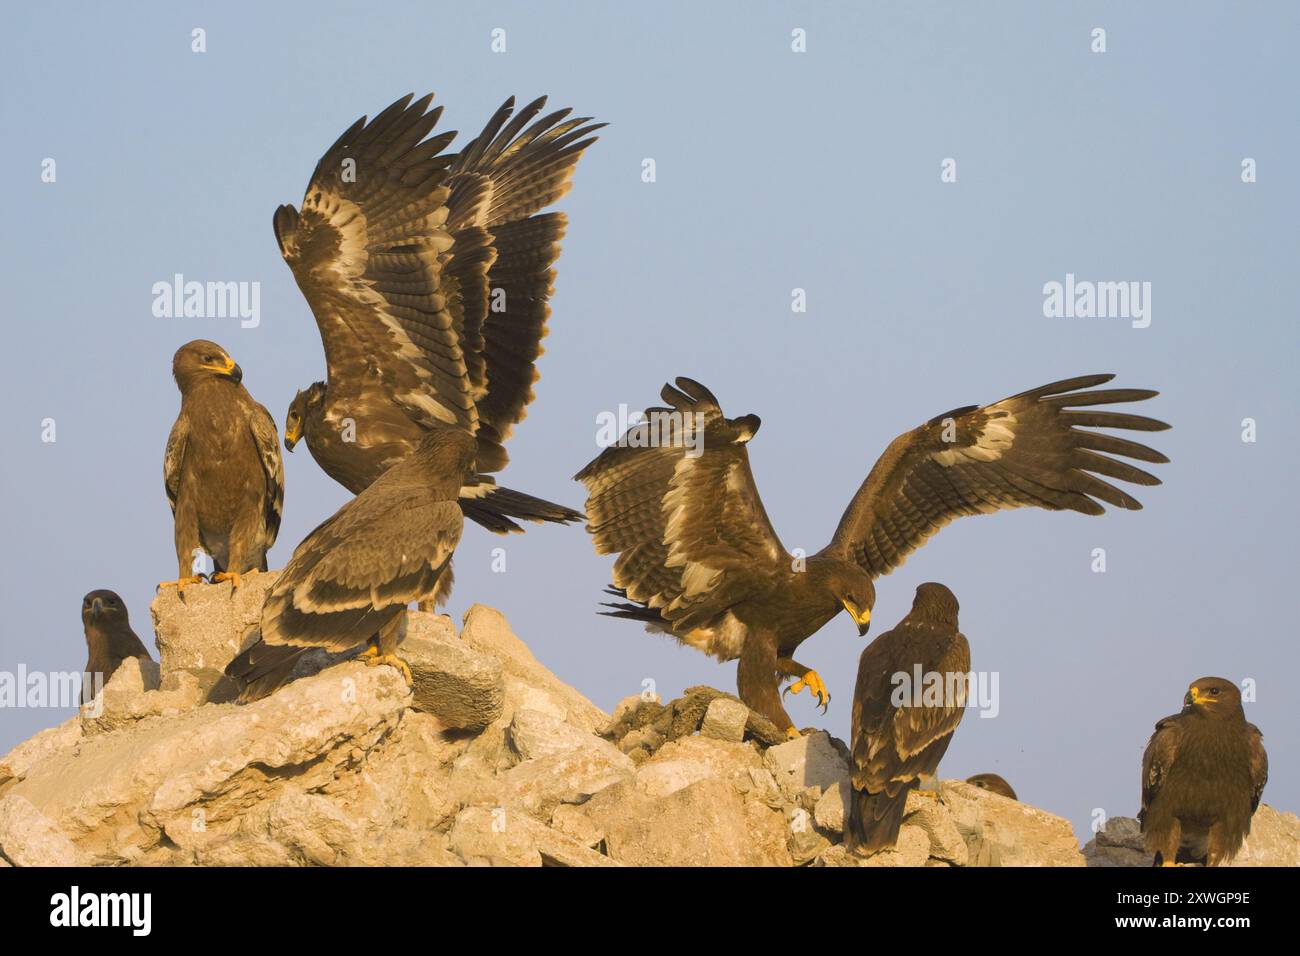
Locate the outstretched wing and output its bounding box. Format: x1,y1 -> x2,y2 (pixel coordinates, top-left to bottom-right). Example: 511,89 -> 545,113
828,375 -> 1170,578
575,378 -> 786,630
273,93 -> 474,432
445,96 -> 603,470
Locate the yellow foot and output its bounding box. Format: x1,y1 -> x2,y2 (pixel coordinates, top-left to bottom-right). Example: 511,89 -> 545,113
783,669 -> 831,712
358,647 -> 413,685
785,726 -> 803,740
913,788 -> 941,801
157,575 -> 204,597
212,571 -> 245,589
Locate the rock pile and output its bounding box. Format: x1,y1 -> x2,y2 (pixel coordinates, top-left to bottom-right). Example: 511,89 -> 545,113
0,580 -> 1293,867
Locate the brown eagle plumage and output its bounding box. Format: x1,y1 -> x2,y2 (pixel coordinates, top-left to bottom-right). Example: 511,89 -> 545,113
966,773 -> 1018,800
162,340 -> 283,592
1139,677 -> 1268,866
224,427 -> 472,702
575,375 -> 1169,734
80,590 -> 153,696
848,583 -> 969,854
277,92 -> 600,533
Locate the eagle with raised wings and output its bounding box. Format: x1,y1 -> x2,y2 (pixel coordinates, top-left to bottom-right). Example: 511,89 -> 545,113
575,375 -> 1169,735
276,92 -> 600,532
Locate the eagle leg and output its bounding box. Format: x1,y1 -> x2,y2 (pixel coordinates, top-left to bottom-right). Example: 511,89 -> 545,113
356,615 -> 413,686
1151,818 -> 1182,867
777,658 -> 831,713
737,630 -> 797,736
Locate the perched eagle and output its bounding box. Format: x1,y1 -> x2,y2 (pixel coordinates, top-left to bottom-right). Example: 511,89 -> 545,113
848,583 -> 969,854
224,427 -> 472,702
276,92 -> 600,533
81,589 -> 153,696
575,375 -> 1168,734
1139,677 -> 1268,866
966,773 -> 1018,800
162,340 -> 283,593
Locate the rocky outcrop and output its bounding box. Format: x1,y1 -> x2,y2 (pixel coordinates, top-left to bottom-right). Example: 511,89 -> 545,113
1084,807 -> 1300,867
1,584 -> 1295,867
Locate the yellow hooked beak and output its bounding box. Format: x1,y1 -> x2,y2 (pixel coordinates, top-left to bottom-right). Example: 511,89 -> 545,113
284,420 -> 301,451
200,355 -> 241,382
842,599 -> 872,637
1187,687 -> 1214,706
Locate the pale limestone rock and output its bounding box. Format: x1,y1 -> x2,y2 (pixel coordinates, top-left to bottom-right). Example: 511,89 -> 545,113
942,779 -> 1084,866
346,711 -> 467,833
11,662 -> 408,863
0,793 -> 90,866
813,844 -> 858,867
700,697 -> 749,742
787,804 -> 831,863
81,657 -> 205,736
150,574 -> 278,698
633,736 -> 761,799
550,803 -> 605,849
0,715 -> 82,789
448,805 -> 617,867
814,824 -> 930,867
494,745 -> 635,821
404,612 -> 504,730
508,708 -> 609,761
747,767 -> 785,809
860,825 -> 932,867
583,778 -> 792,867
763,731 -> 851,800
814,779 -> 852,835
460,605 -> 608,732
903,790 -> 969,865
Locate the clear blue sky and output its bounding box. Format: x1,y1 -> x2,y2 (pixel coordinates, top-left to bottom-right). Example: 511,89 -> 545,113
2,1 -> 1296,842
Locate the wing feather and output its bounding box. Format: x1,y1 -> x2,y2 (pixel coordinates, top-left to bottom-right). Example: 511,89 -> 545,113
828,375 -> 1170,577
274,93 -> 474,432
575,378 -> 782,627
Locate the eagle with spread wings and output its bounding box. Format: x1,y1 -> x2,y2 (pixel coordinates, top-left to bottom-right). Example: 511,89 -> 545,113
276,92 -> 600,532
576,375 -> 1169,735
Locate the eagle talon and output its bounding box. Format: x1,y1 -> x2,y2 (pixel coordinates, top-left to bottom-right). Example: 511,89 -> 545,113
359,648 -> 413,686
157,575 -> 204,598
783,670 -> 831,711
211,571 -> 245,590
